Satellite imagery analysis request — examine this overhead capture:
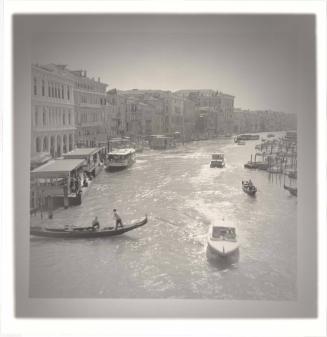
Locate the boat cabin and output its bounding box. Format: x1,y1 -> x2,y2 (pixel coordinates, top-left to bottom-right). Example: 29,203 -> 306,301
210,153 -> 225,168
63,147 -> 106,177
211,226 -> 237,241
149,135 -> 176,150
30,158 -> 87,211
106,148 -> 136,170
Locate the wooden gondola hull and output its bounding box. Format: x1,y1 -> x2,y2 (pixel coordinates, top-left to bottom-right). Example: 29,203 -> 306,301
30,217 -> 147,238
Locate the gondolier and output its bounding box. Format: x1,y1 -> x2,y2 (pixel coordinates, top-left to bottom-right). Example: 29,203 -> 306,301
113,209 -> 123,230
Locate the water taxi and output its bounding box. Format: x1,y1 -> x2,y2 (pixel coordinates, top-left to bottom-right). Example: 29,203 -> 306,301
210,153 -> 225,168
105,148 -> 136,171
207,225 -> 239,257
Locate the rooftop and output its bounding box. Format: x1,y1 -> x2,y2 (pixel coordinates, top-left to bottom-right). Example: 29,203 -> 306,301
31,159 -> 86,176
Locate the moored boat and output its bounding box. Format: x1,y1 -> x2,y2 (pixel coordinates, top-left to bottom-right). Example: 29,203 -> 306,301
242,180 -> 257,195
30,216 -> 148,238
237,140 -> 246,145
284,184 -> 297,196
234,134 -> 260,142
207,225 -> 239,257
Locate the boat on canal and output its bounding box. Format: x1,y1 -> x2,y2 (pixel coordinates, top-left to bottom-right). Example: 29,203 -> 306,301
105,148 -> 136,171
237,140 -> 246,145
30,216 -> 148,238
242,180 -> 257,195
210,153 -> 225,168
207,225 -> 239,257
234,134 -> 260,142
267,133 -> 275,138
284,184 -> 297,196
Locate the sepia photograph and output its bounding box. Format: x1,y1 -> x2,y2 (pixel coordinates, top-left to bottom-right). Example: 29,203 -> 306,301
27,14 -> 301,301
6,2 -> 324,327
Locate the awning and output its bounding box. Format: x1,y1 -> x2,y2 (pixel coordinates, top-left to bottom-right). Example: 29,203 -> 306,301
63,147 -> 103,159
31,159 -> 86,178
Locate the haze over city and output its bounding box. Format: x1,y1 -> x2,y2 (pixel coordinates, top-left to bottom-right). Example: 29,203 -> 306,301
30,14 -> 314,115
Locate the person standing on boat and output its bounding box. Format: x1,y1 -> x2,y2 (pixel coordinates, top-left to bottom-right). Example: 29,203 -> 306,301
113,209 -> 123,230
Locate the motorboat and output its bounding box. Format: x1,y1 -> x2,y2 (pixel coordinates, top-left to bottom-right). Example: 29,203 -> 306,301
242,180 -> 257,195
210,153 -> 225,168
207,225 -> 239,257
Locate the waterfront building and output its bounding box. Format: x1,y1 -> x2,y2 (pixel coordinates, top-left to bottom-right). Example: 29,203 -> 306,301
232,108 -> 297,134
31,64 -> 75,160
175,90 -> 235,137
70,70 -> 109,147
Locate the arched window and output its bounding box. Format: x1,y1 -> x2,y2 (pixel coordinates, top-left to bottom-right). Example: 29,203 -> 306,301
43,137 -> 48,151
43,108 -> 46,126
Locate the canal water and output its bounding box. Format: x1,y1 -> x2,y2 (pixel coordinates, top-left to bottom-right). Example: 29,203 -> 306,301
30,133 -> 297,300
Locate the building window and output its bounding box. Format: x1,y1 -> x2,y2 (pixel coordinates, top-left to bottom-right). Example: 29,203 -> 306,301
36,137 -> 41,152
34,107 -> 38,126
42,80 -> 45,96
33,78 -> 37,95
62,85 -> 64,99
63,112 -> 65,125
52,84 -> 54,98
43,109 -> 46,126
67,86 -> 70,100
48,82 -> 51,97
68,112 -> 71,124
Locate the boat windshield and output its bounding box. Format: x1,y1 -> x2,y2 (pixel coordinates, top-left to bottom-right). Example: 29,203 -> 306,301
212,227 -> 236,241
212,153 -> 224,160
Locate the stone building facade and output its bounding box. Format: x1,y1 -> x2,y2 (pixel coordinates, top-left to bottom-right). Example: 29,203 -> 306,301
31,64 -> 75,159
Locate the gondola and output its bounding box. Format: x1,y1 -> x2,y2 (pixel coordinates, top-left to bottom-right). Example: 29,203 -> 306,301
30,216 -> 147,238
242,181 -> 257,196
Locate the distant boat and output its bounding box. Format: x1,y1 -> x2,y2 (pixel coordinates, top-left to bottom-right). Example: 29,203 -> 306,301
242,180 -> 257,196
284,184 -> 297,196
237,140 -> 246,145
30,216 -> 148,238
210,153 -> 225,168
267,133 -> 275,138
105,148 -> 136,171
207,225 -> 239,257
234,134 -> 260,142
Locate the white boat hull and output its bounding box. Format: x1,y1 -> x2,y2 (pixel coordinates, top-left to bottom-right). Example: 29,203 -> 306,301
208,239 -> 239,257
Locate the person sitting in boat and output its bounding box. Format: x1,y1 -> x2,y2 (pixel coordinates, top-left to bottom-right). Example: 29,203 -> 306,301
91,216 -> 100,231
113,209 -> 123,230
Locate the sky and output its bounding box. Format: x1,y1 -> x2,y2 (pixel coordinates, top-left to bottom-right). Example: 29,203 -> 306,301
29,15 -> 315,114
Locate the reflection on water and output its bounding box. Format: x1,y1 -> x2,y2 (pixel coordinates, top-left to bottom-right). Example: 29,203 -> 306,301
30,133 -> 297,300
